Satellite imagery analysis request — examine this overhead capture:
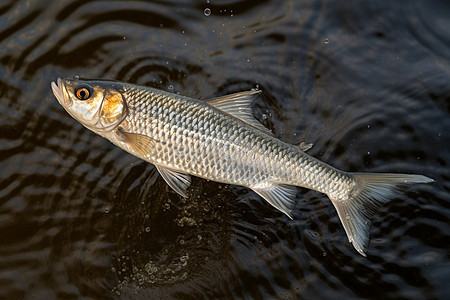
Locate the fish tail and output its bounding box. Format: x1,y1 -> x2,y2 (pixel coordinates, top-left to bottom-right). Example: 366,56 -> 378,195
330,173 -> 433,256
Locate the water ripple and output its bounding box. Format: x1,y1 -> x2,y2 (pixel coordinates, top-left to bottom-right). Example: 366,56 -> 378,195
0,0 -> 448,298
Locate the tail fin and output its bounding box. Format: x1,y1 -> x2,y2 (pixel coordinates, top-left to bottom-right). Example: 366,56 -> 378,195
330,173 -> 433,256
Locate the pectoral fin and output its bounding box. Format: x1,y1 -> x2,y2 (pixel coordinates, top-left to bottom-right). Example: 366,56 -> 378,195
206,90 -> 274,136
116,129 -> 155,158
251,183 -> 298,219
156,165 -> 191,197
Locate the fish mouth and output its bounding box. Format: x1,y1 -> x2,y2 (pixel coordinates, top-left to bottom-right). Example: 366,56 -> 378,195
51,78 -> 72,107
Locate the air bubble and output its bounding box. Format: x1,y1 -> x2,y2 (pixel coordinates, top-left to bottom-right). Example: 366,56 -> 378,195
204,8 -> 211,16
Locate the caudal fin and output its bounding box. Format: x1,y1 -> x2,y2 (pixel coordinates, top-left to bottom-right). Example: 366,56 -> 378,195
330,173 -> 433,256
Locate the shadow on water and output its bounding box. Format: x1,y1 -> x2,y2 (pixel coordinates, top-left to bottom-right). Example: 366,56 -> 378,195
0,0 -> 449,298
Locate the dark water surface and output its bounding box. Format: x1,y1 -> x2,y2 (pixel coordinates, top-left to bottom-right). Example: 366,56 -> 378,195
0,0 -> 449,299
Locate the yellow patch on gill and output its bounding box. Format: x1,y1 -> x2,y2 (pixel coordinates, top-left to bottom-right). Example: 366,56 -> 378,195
101,90 -> 124,124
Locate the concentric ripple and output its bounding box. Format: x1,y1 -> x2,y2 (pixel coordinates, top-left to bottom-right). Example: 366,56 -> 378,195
0,0 -> 449,299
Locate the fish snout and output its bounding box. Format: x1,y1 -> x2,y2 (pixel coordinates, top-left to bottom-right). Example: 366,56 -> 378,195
51,78 -> 72,107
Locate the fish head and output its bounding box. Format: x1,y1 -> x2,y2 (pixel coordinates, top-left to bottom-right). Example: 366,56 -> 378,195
51,77 -> 128,133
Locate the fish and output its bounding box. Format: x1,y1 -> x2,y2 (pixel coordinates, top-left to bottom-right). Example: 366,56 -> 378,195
51,77 -> 433,256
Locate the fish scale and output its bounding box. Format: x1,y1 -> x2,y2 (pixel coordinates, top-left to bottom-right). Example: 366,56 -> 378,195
52,77 -> 433,256
122,84 -> 349,194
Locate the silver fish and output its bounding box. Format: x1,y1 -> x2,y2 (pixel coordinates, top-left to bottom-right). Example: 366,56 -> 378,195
51,77 -> 433,256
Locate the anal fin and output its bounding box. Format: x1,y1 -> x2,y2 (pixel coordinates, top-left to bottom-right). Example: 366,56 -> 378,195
251,183 -> 298,219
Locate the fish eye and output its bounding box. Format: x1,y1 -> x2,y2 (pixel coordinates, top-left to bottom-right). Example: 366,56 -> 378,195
74,84 -> 92,100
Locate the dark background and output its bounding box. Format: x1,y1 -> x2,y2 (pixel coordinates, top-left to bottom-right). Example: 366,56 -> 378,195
0,0 -> 448,299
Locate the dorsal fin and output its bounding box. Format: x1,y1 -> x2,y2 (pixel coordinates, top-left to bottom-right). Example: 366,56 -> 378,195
206,90 -> 274,136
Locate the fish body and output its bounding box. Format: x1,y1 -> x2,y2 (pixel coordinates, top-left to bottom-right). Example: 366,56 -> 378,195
51,77 -> 433,256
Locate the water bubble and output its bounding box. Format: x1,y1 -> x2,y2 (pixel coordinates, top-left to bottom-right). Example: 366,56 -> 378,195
261,114 -> 268,120
145,227 -> 150,232
145,263 -> 158,275
324,38 -> 329,44
180,254 -> 189,261
180,255 -> 189,266
74,75 -> 80,80
204,8 -> 211,16
168,85 -> 174,90
104,207 -> 110,214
